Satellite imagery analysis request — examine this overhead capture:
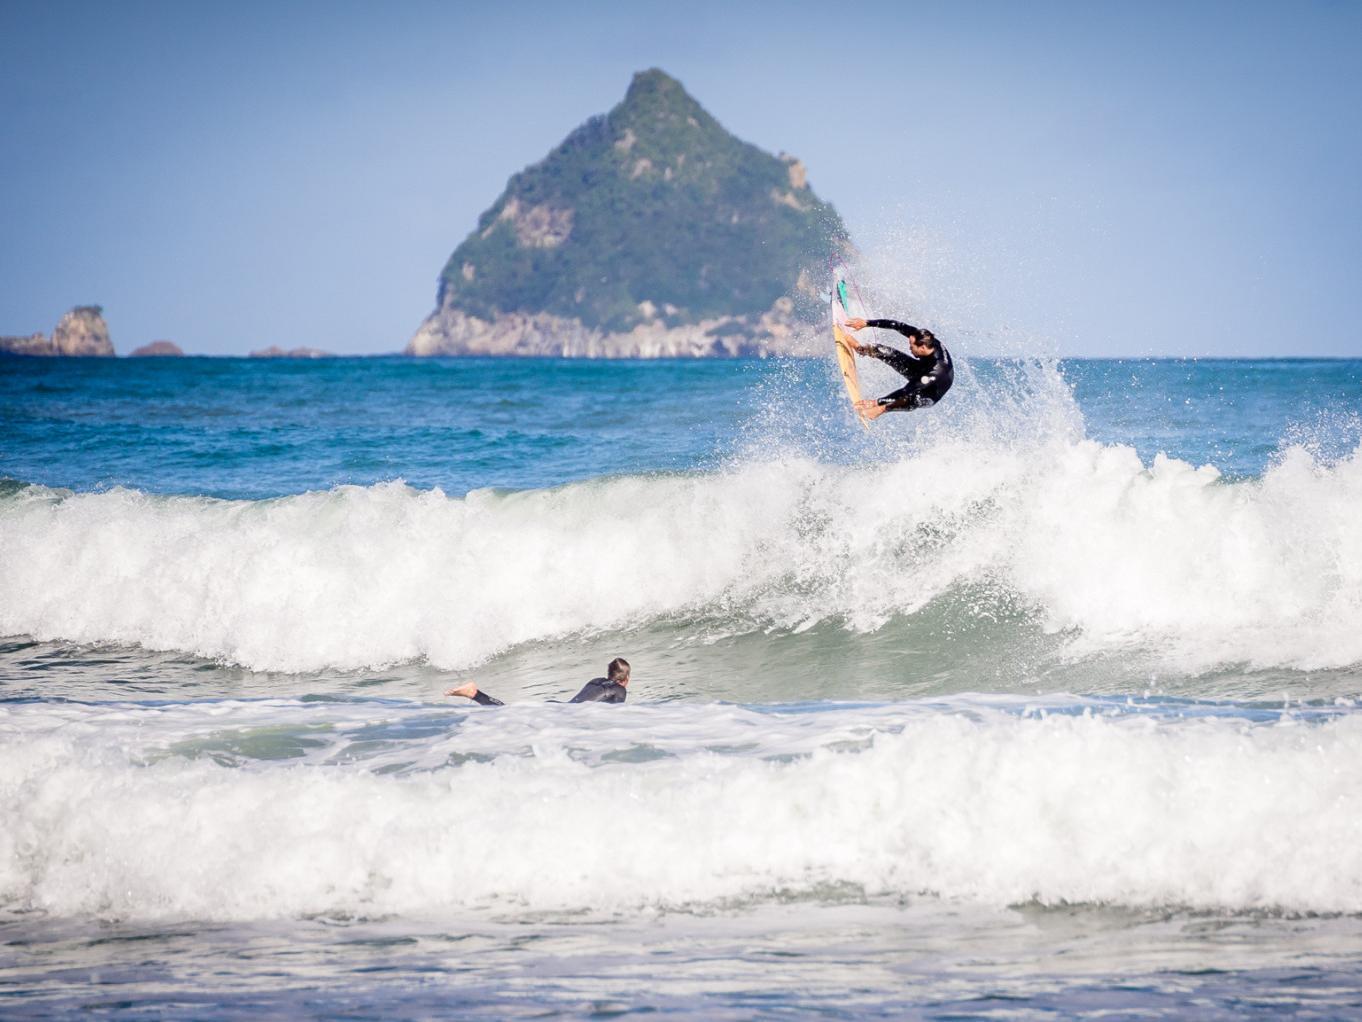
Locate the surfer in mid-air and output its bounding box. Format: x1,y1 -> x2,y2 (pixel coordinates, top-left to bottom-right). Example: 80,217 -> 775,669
840,318 -> 953,420
445,657 -> 631,706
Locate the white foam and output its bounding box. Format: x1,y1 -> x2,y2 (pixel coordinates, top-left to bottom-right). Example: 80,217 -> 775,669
2,700 -> 1360,921
2,430 -> 1360,674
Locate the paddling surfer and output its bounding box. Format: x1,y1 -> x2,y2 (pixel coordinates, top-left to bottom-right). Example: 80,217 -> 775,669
445,657 -> 631,706
840,318 -> 953,420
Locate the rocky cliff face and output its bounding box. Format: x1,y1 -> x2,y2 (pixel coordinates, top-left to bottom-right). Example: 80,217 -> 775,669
408,293 -> 822,358
0,306 -> 115,357
52,306 -> 115,356
408,69 -> 848,358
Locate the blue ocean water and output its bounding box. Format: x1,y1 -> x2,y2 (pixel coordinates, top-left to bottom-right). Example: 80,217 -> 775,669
3,353 -> 1362,1019
3,357 -> 1360,498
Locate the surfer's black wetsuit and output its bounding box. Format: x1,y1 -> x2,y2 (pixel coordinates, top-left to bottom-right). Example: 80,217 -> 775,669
862,320 -> 954,410
470,677 -> 627,707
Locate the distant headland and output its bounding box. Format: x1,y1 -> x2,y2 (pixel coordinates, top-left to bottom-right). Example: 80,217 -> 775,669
407,69 -> 851,358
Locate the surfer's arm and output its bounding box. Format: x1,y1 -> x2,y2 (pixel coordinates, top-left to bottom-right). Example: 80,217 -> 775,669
840,317 -> 869,353
444,682 -> 505,706
865,319 -> 925,341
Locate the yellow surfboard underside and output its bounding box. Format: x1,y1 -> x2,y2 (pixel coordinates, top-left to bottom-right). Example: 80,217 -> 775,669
833,322 -> 870,428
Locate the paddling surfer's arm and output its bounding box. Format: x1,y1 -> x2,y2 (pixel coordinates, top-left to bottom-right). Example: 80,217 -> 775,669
443,679 -> 624,707
444,681 -> 503,706
444,658 -> 630,707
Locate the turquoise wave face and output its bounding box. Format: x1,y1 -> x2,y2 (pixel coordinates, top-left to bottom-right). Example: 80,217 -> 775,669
2,356 -> 1360,498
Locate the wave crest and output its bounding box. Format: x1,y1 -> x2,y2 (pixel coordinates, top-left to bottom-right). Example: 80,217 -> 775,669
1,434 -> 1360,675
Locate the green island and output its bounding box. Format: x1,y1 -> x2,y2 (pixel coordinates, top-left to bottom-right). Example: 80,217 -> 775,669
408,69 -> 850,357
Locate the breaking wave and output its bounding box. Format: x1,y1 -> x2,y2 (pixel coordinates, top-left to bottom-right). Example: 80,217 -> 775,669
1,429 -> 1360,676
3,698 -> 1360,921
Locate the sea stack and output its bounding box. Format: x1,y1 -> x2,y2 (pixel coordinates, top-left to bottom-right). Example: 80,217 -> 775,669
0,306 -> 115,357
407,69 -> 850,358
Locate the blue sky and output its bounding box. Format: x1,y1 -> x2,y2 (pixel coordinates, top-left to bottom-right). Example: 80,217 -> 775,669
1,0 -> 1358,356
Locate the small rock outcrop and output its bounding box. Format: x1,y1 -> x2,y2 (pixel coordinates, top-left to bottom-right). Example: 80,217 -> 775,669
129,340 -> 185,357
1,306 -> 115,357
249,346 -> 334,359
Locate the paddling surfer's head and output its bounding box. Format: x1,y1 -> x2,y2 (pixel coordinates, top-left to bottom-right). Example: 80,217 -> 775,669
607,657 -> 631,687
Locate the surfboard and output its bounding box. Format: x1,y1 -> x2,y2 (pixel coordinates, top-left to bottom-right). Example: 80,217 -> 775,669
831,265 -> 870,427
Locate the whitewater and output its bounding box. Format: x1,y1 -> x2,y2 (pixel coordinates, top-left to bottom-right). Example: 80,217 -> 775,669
3,354 -> 1362,1017
5,697 -> 1362,921
3,435 -> 1362,679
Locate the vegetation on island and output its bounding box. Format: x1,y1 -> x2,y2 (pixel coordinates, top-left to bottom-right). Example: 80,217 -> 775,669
436,69 -> 849,333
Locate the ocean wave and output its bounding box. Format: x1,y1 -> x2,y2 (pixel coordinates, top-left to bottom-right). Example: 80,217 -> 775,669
1,427 -> 1360,676
2,700 -> 1360,920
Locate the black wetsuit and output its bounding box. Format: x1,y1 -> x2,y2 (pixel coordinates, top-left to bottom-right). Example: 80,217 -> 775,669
862,320 -> 954,411
470,677 -> 627,707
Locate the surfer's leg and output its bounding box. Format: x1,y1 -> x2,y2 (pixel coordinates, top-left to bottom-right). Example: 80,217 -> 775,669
866,344 -> 918,380
876,387 -> 932,413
